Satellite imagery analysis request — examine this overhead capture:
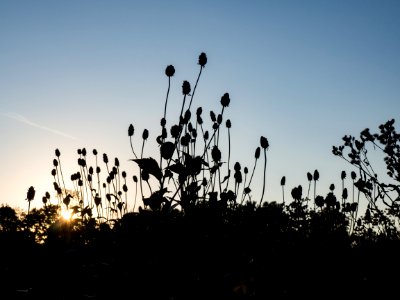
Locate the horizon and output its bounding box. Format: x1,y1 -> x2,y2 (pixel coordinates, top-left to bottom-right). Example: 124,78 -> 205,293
1,1 -> 399,213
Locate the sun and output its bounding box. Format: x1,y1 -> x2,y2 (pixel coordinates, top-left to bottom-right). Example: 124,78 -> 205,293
61,209 -> 72,222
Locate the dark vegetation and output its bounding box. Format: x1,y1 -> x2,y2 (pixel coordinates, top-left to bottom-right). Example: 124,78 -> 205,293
1,53 -> 400,299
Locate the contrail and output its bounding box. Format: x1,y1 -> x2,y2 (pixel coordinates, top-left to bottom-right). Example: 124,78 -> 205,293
4,112 -> 77,140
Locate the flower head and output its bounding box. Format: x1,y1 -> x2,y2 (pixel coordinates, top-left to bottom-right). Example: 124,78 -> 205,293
165,65 -> 175,77
198,52 -> 207,67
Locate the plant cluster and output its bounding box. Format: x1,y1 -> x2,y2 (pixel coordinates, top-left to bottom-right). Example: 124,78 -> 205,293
1,53 -> 400,299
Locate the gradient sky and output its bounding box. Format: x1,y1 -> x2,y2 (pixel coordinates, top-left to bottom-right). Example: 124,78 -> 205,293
1,0 -> 399,213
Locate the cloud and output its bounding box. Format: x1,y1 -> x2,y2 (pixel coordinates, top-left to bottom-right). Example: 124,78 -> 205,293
4,112 -> 77,140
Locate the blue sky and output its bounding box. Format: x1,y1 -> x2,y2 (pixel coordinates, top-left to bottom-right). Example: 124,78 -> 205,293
1,0 -> 399,212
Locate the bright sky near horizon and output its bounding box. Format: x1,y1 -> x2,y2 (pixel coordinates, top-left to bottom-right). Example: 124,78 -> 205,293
1,0 -> 399,213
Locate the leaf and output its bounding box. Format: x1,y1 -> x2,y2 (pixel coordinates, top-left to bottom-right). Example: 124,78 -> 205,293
130,157 -> 162,181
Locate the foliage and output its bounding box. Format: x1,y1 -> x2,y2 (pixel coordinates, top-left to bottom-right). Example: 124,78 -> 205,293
2,53 -> 400,299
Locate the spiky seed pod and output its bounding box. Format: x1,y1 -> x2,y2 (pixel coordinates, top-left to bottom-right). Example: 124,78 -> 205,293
217,114 -> 222,125
342,188 -> 348,200
260,136 -> 269,150
55,149 -> 61,157
211,146 -> 221,162
315,195 -> 324,207
204,131 -> 209,140
198,52 -> 207,67
307,172 -> 313,181
182,80 -> 191,95
142,129 -> 149,140
234,162 -> 241,172
165,65 -> 175,77
255,147 -> 261,159
170,124 -> 181,139
210,111 -> 216,122
220,93 -> 230,107
128,124 -> 134,137
314,170 -> 320,181
26,186 -> 35,201
160,142 -> 175,160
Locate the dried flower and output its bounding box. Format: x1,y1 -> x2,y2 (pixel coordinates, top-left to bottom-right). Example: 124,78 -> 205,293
142,129 -> 149,140
55,149 -> 60,157
128,124 -> 134,137
165,65 -> 175,77
182,80 -> 191,95
220,93 -> 230,107
198,52 -> 207,67
260,136 -> 269,150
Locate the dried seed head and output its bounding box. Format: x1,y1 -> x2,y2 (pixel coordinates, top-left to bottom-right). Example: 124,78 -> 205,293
182,80 -> 191,95
217,114 -> 222,125
53,159 -> 58,167
89,166 -> 93,175
51,169 -> 56,177
82,148 -> 87,156
204,131 -> 209,140
307,172 -> 312,182
160,141 -> 175,160
211,146 -> 221,162
122,171 -> 126,178
226,119 -> 231,128
329,184 -> 335,191
314,169 -> 320,181
255,147 -> 261,159
220,93 -> 230,107
244,167 -> 248,174
115,157 -> 120,167
196,107 -> 202,116
281,176 -> 286,186
341,171 -> 346,180
234,162 -> 241,171
128,124 -> 134,137
96,166 -> 101,173
103,153 -> 109,164
351,171 -> 357,180
260,136 -> 269,150
123,184 -> 128,192
198,52 -> 207,67
133,175 -> 138,183
93,149 -> 98,155
55,149 -> 60,157
161,118 -> 166,127
210,111 -> 216,122
165,65 -> 175,77
26,186 -> 35,201
142,129 -> 149,140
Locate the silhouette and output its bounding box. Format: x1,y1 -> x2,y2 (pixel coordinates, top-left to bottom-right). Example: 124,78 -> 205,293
1,53 -> 400,299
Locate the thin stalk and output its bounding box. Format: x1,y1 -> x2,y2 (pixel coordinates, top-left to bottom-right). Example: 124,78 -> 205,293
258,149 -> 267,207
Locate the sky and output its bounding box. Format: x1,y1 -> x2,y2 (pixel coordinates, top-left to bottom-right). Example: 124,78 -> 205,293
1,0 -> 399,213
